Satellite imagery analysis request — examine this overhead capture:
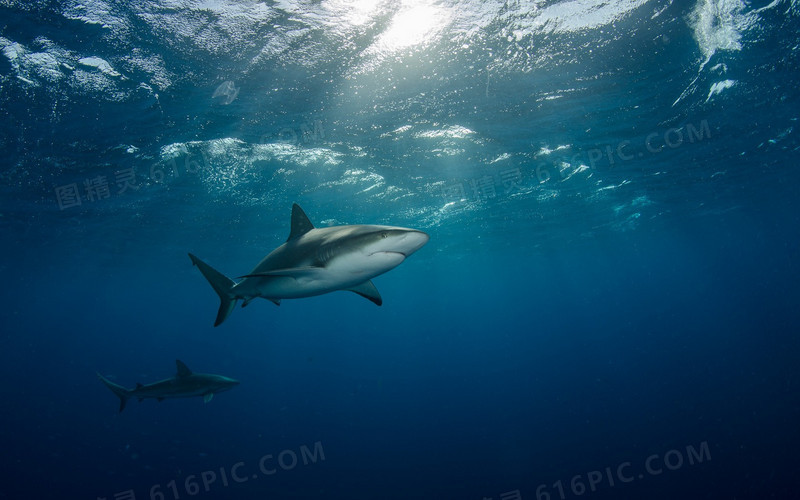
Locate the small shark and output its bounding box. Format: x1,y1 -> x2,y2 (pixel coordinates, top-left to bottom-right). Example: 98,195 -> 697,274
189,203 -> 429,326
97,360 -> 239,412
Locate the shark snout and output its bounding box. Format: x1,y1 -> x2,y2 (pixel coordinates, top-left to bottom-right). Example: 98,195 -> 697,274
401,230 -> 429,256
217,377 -> 240,391
366,228 -> 429,258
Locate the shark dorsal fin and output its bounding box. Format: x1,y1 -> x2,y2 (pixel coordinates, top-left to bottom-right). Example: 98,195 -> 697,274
288,203 -> 314,241
175,360 -> 192,378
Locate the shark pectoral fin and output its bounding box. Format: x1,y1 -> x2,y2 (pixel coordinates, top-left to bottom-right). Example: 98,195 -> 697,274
204,393 -> 214,403
346,280 -> 383,306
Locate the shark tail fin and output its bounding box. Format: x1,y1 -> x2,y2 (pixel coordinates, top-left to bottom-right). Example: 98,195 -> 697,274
97,373 -> 131,413
188,253 -> 238,327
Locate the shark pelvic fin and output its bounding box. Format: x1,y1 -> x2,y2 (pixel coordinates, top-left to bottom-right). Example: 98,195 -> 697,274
346,280 -> 383,306
287,203 -> 315,241
188,253 -> 238,327
97,373 -> 132,413
176,360 -> 192,378
204,393 -> 214,403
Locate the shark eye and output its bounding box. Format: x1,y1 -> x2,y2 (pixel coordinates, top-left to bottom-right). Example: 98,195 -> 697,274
381,232 -> 388,239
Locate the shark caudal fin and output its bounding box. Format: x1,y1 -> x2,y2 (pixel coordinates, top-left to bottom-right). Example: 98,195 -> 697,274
97,373 -> 132,413
188,253 -> 238,327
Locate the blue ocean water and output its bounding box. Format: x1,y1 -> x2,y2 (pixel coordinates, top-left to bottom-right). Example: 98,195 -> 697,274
2,0 -> 800,499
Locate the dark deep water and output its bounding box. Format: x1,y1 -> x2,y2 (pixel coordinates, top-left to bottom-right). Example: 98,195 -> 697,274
2,1 -> 800,499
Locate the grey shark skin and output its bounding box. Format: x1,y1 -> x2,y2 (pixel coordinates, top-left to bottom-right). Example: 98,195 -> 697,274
189,203 -> 429,326
97,360 -> 239,412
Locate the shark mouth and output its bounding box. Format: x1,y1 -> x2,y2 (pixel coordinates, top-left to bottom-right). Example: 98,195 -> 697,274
369,251 -> 407,258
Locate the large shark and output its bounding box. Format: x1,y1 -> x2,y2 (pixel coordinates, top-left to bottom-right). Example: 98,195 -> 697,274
97,360 -> 239,412
189,203 -> 429,326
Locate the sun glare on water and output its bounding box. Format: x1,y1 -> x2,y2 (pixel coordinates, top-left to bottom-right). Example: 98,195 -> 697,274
377,1 -> 451,51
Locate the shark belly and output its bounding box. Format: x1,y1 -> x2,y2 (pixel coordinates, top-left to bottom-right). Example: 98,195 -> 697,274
245,272 -> 365,299
239,252 -> 406,300
134,380 -> 210,399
